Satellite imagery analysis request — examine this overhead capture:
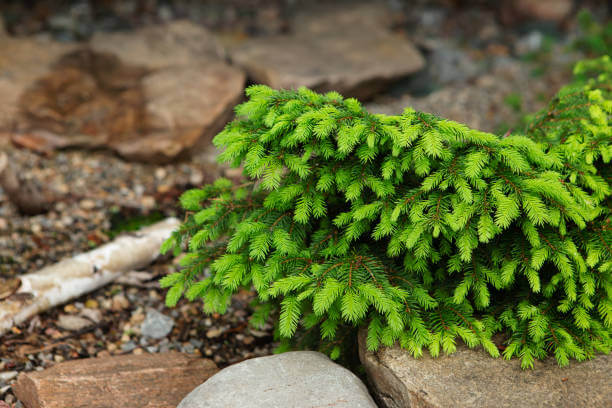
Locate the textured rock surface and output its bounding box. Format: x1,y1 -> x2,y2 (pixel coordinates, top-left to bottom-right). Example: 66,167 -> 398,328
89,20 -> 225,70
0,35 -> 76,130
367,58 -> 564,132
178,351 -> 377,408
113,62 -> 244,162
229,3 -> 424,100
13,352 -> 218,408
6,21 -> 244,163
358,329 -> 612,408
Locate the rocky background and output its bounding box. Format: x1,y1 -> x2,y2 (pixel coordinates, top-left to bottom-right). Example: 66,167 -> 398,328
0,0 -> 609,407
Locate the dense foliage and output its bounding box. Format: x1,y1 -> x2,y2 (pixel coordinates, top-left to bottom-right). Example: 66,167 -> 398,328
161,57 -> 611,368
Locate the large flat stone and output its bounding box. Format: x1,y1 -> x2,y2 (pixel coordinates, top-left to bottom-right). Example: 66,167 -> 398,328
358,329 -> 612,408
229,3 -> 424,100
178,351 -> 377,408
5,21 -> 245,163
89,20 -> 225,70
112,61 -> 244,162
13,352 -> 218,408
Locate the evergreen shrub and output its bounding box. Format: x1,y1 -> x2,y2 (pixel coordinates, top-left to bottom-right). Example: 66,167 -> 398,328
161,57 -> 611,368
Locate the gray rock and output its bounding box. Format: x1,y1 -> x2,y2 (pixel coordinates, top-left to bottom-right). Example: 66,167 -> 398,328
229,3 -> 424,100
515,31 -> 544,55
121,341 -> 137,352
367,57 -> 556,133
427,45 -> 480,85
358,329 -> 612,408
140,309 -> 174,339
178,351 -> 377,408
79,307 -> 102,324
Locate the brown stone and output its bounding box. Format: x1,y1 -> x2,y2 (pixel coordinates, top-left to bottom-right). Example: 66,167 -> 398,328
0,36 -> 77,130
228,3 -> 424,100
13,352 -> 218,408
112,63 -> 244,162
89,20 -> 225,70
358,329 -> 612,408
7,21 -> 245,163
500,0 -> 573,25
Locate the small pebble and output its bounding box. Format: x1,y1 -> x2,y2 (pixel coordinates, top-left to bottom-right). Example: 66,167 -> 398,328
155,168 -> 167,180
121,341 -> 137,352
189,339 -> 203,348
79,308 -> 102,324
111,294 -> 130,311
79,199 -> 96,210
0,371 -> 18,382
56,314 -> 94,331
85,299 -> 99,309
63,304 -> 78,314
206,328 -> 223,339
141,196 -> 155,208
141,309 -> 174,339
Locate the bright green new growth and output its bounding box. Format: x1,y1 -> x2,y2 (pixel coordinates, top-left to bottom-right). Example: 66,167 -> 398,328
162,57 -> 611,369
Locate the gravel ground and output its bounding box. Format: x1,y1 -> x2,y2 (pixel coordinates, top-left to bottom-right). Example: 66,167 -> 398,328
0,262 -> 276,405
0,146 -> 223,277
0,145 -> 271,406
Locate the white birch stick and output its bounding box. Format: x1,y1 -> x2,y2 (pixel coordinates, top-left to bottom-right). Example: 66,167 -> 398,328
0,217 -> 179,337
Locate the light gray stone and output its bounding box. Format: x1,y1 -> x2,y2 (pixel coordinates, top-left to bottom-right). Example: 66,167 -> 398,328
229,3 -> 424,100
427,45 -> 480,85
0,371 -> 18,383
140,309 -> 174,339
358,328 -> 612,408
178,351 -> 377,408
56,314 -> 94,331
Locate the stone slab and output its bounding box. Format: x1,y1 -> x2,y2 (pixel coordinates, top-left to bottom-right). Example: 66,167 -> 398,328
7,21 -> 245,163
229,3 -> 424,100
13,352 -> 218,408
358,328 -> 612,408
